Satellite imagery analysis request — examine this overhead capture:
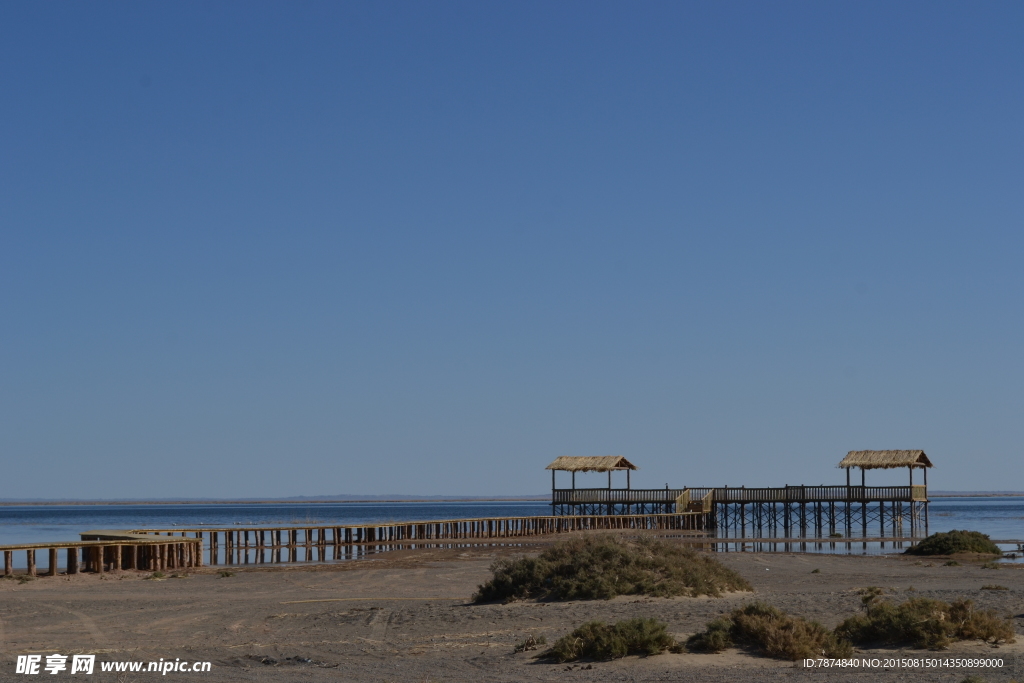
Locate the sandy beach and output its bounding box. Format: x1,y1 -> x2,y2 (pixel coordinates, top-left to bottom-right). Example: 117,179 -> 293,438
1,536 -> 1021,682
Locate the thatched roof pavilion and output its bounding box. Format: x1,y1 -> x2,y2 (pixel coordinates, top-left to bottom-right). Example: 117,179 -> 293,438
837,450 -> 932,486
546,456 -> 638,472
546,456 -> 637,489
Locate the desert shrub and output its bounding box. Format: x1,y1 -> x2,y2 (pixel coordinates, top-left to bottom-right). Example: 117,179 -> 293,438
687,603 -> 852,660
981,585 -> 1008,591
906,531 -> 1001,556
472,535 -> 751,603
836,597 -> 1015,649
513,634 -> 546,653
858,586 -> 885,607
945,560 -> 961,566
217,570 -> 235,578
546,618 -> 679,662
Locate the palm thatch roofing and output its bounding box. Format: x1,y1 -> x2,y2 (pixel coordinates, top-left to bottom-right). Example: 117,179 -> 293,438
545,456 -> 638,472
838,450 -> 933,470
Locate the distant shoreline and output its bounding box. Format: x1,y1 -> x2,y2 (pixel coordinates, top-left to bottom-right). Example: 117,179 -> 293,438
0,492 -> 1021,506
0,497 -> 552,507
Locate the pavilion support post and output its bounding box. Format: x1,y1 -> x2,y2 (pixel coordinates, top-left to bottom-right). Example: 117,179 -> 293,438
113,545 -> 122,571
608,471 -> 611,489
861,468 -> 865,487
572,471 -> 575,489
627,470 -> 631,489
846,468 -> 850,487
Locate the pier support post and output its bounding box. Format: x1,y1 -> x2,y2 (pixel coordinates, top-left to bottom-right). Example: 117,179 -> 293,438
67,547 -> 79,574
49,548 -> 58,576
4,550 -> 11,576
27,549 -> 36,576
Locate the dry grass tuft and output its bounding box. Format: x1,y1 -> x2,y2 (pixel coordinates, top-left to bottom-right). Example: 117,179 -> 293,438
472,534 -> 751,603
546,618 -> 680,662
836,597 -> 1015,649
687,603 -> 852,660
513,634 -> 547,653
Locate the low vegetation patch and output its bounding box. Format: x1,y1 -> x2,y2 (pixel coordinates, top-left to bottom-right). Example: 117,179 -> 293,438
905,531 -> 1001,556
217,570 -> 235,578
687,593 -> 1016,660
546,618 -> 680,662
473,535 -> 751,603
687,603 -> 852,660
981,585 -> 1008,591
836,595 -> 1015,649
513,634 -> 546,653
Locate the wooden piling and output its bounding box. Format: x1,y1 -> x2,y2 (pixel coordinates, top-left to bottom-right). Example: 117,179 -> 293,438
48,548 -> 58,576
67,547 -> 79,574
27,549 -> 36,576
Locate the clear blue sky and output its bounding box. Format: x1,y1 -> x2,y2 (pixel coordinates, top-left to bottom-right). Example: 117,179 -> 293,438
2,2 -> 1022,499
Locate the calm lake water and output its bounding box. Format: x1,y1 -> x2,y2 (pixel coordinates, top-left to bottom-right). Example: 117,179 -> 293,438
0,497 -> 1020,567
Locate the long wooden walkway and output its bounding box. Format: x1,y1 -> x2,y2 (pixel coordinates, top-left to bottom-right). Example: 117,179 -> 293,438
124,511 -> 709,566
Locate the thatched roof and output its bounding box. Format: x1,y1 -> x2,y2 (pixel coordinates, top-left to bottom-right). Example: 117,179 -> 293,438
545,456 -> 638,472
838,450 -> 933,470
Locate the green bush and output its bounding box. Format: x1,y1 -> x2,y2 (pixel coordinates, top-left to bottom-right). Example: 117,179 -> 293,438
836,597 -> 1015,649
546,618 -> 680,662
905,531 -> 1001,556
472,535 -> 751,603
687,603 -> 852,660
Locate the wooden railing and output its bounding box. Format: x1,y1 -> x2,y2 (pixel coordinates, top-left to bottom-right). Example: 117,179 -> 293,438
707,485 -> 927,503
551,488 -> 686,504
553,485 -> 928,507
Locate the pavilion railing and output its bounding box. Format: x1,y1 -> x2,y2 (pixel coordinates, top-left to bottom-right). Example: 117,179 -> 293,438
553,485 -> 928,506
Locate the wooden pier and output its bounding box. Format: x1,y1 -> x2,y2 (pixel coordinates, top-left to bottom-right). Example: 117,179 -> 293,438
123,511 -> 710,566
547,451 -> 933,540
1,536 -> 203,577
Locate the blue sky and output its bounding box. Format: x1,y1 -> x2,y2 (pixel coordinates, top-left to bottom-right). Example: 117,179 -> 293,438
2,2 -> 1022,498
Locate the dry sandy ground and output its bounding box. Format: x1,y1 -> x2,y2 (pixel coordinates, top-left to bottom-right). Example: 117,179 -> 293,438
1,536 -> 1022,682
